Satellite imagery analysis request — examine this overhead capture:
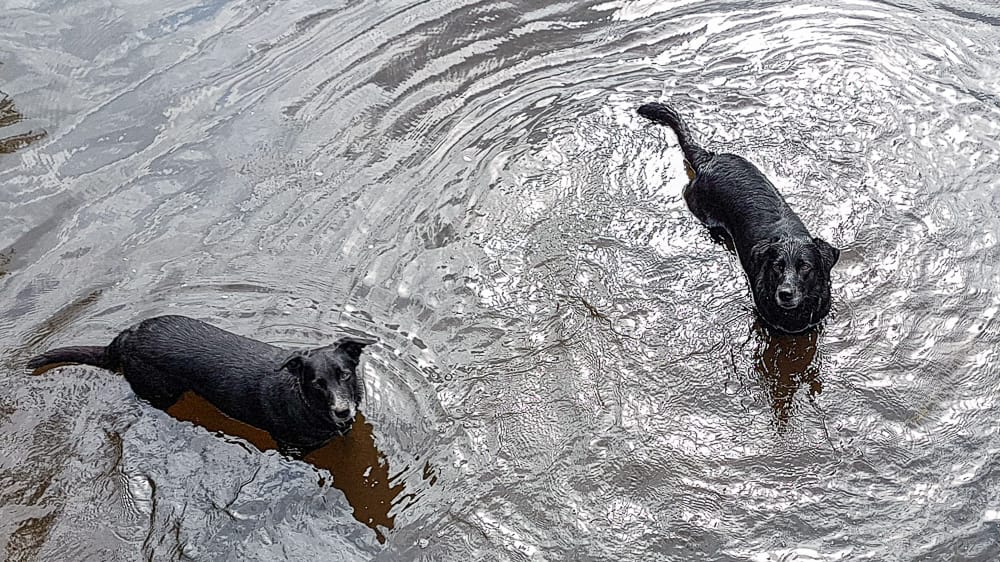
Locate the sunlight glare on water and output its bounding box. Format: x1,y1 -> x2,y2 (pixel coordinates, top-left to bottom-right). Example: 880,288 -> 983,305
2,0 -> 1000,560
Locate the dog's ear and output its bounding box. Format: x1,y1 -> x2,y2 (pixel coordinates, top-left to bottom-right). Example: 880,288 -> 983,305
279,353 -> 308,378
333,337 -> 375,371
813,237 -> 840,270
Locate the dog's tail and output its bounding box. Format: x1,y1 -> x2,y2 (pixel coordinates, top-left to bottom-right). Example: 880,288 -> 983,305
26,346 -> 114,372
637,102 -> 712,171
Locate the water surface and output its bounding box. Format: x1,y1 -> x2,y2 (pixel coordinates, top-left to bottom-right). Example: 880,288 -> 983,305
2,0 -> 1000,559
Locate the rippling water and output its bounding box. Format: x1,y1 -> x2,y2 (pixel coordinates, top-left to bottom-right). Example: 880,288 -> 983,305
2,0 -> 1000,559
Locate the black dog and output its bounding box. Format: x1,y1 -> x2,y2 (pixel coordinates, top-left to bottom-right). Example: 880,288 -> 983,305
27,315 -> 374,454
637,102 -> 839,333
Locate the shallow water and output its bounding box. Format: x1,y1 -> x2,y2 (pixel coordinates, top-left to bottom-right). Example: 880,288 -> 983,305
2,0 -> 1000,559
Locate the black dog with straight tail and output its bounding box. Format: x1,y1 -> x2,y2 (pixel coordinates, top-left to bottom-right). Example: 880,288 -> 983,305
27,315 -> 374,454
637,102 -> 839,333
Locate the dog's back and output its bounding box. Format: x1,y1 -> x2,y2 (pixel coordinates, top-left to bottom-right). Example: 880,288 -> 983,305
113,315 -> 287,418
637,103 -> 810,251
687,154 -> 809,251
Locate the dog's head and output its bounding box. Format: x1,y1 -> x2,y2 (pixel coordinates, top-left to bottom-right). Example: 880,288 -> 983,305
748,236 -> 839,334
280,337 -> 374,430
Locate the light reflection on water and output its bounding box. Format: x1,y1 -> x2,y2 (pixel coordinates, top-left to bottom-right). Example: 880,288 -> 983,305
2,0 -> 1000,560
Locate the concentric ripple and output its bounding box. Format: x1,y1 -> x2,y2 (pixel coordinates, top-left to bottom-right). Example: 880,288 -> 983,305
2,0 -> 1000,559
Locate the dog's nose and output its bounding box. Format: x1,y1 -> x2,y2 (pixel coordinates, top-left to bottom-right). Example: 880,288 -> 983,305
777,287 -> 796,306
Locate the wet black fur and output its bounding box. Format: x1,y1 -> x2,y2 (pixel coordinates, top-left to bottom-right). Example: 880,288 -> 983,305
637,102 -> 840,333
27,315 -> 373,454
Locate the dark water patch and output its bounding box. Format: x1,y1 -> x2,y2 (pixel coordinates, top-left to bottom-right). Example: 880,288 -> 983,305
0,92 -> 47,154
934,2 -> 1000,27
0,248 -> 12,278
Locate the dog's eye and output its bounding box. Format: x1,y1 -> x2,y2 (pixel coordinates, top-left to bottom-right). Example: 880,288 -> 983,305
799,262 -> 813,273
341,371 -> 353,381
772,261 -> 784,272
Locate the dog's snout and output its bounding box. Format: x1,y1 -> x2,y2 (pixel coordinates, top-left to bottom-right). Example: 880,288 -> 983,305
776,285 -> 800,308
331,395 -> 354,422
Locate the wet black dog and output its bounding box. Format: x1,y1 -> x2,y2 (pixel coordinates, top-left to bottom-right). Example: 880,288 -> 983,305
637,102 -> 839,333
27,315 -> 374,454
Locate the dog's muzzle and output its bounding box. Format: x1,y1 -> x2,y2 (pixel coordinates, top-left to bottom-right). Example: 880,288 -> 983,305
329,396 -> 356,424
776,286 -> 802,309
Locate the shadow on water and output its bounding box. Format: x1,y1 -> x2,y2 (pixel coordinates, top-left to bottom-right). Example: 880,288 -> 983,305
750,323 -> 822,427
166,392 -> 403,543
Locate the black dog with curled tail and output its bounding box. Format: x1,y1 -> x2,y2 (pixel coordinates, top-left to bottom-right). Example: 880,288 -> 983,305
637,102 -> 840,333
27,315 -> 374,455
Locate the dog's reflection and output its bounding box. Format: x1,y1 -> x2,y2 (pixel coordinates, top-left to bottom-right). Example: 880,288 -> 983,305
750,323 -> 822,426
167,392 -> 403,543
